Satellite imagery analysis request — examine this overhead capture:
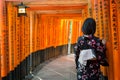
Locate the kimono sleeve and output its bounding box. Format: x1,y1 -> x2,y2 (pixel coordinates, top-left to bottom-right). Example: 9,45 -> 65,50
74,37 -> 82,68
96,39 -> 109,66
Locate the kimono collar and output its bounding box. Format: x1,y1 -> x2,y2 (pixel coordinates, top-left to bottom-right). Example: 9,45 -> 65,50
83,34 -> 93,39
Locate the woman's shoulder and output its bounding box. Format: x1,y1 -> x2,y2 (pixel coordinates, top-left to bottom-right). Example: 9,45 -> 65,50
78,36 -> 84,40
93,36 -> 105,46
93,36 -> 101,42
77,36 -> 84,42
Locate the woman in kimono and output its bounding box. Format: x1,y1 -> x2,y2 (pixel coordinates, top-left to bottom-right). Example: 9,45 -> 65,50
74,18 -> 109,80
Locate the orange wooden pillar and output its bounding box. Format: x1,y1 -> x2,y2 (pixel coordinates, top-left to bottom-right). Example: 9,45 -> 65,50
40,15 -> 44,50
75,20 -> 79,40
29,11 -> 34,72
72,20 -> 75,44
52,17 -> 56,48
40,15 -> 43,49
78,20 -> 82,37
98,0 -> 104,39
0,0 -> 9,79
49,17 -> 54,47
31,13 -> 34,52
37,14 -> 42,50
33,13 -> 38,66
6,2 -> 15,80
14,7 -> 20,69
30,11 -> 34,54
117,1 -> 120,44
71,20 -> 77,44
55,18 -> 60,47
88,0 -> 92,17
31,12 -> 37,69
82,6 -> 88,21
14,7 -> 21,80
93,0 -> 100,37
33,13 -> 37,51
31,12 -> 35,52
58,17 -> 63,46
59,19 -> 67,46
43,16 -> 47,49
76,20 -> 82,42
71,20 -> 75,44
101,0 -> 113,79
61,19 -> 65,45
110,0 -> 120,80
0,0 -> 3,80
116,0 -> 120,73
116,2 -> 120,80
63,19 -> 69,45
47,16 -> 51,47
37,14 -> 41,50
24,12 -> 31,76
102,0 -> 113,80
102,0 -> 110,40
116,0 -> 120,46
20,16 -> 25,63
25,12 -> 30,58
98,0 -> 105,77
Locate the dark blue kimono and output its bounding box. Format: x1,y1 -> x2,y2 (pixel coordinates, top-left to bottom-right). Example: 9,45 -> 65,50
74,35 -> 108,80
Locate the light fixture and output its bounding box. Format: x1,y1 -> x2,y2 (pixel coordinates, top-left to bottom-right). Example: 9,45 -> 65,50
17,2 -> 28,16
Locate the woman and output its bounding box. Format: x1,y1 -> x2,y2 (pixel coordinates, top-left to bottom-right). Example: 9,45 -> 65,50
74,18 -> 108,80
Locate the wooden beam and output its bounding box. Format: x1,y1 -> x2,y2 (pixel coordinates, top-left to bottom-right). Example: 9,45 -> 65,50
27,5 -> 87,11
41,14 -> 82,17
34,10 -> 82,14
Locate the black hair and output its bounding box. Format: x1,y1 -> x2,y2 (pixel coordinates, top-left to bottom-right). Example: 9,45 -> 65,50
82,18 -> 96,35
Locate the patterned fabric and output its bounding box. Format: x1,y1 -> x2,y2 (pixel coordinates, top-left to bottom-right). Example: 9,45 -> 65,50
74,35 -> 107,80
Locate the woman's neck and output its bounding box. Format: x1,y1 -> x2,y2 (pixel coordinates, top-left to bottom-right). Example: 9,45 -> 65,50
83,34 -> 93,39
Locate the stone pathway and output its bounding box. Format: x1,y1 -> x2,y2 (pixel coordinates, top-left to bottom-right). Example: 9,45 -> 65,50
31,54 -> 77,80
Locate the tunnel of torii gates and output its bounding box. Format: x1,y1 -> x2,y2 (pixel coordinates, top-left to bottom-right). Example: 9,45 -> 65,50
0,0 -> 120,80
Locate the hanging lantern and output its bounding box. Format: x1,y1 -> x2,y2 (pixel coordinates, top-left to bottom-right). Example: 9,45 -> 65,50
17,2 -> 28,16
